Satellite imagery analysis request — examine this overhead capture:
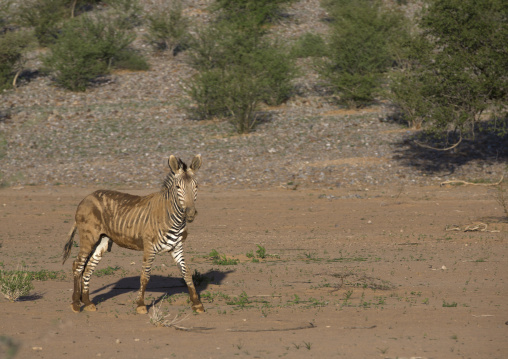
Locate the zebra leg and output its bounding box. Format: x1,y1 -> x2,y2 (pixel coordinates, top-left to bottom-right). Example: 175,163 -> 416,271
136,250 -> 155,314
71,256 -> 86,313
171,242 -> 205,313
80,237 -> 110,311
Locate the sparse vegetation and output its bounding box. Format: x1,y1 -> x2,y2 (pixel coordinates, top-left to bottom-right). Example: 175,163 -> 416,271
0,268 -> 34,302
255,245 -> 266,259
442,300 -> 458,308
208,249 -> 239,265
144,0 -> 189,54
226,291 -> 250,308
493,180 -> 508,220
95,265 -> 121,277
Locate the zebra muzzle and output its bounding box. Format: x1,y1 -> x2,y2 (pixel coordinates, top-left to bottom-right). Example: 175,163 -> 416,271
185,207 -> 197,222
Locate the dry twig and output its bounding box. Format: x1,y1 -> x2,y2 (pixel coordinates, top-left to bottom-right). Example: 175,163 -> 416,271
227,322 -> 316,332
440,175 -> 504,187
446,223 -> 499,233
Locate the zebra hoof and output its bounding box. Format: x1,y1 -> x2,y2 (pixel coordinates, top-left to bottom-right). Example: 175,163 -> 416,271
71,303 -> 81,313
192,304 -> 205,313
83,303 -> 97,312
136,305 -> 148,314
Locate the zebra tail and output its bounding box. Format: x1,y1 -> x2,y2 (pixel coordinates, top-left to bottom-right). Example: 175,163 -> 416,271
62,222 -> 77,265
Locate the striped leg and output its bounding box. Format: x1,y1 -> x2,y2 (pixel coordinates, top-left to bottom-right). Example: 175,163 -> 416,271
171,241 -> 205,313
136,250 -> 155,314
70,228 -> 102,313
80,237 -> 110,311
71,255 -> 87,313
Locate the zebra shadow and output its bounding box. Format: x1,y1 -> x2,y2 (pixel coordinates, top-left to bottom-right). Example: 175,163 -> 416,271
90,270 -> 232,306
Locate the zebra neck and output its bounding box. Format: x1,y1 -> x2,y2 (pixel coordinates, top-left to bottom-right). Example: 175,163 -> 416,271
154,187 -> 186,231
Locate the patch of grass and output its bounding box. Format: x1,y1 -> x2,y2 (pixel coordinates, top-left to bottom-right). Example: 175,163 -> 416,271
306,297 -> 328,308
200,290 -> 232,303
95,266 -> 121,277
255,244 -> 267,259
288,294 -> 301,305
214,255 -> 239,266
0,268 -> 34,302
208,249 -> 239,265
442,300 -> 458,308
208,249 -> 220,260
29,269 -> 66,281
226,291 -> 250,308
333,272 -> 395,291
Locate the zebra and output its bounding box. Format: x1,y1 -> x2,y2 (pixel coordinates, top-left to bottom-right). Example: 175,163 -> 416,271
62,155 -> 205,314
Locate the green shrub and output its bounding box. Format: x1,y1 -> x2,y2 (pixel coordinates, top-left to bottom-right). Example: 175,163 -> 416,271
320,0 -> 408,107
112,50 -> 149,71
107,0 -> 143,29
0,0 -> 13,31
390,0 -> 508,143
17,0 -> 69,45
0,30 -> 34,90
212,0 -> 295,26
186,11 -> 295,132
144,0 -> 189,54
291,32 -> 327,58
186,68 -> 229,120
43,14 -> 144,91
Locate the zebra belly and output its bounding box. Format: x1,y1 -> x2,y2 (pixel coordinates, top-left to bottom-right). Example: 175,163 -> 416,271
155,236 -> 182,254
108,233 -> 145,251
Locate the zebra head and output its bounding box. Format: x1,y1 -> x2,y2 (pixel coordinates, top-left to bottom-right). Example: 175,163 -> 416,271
168,154 -> 202,223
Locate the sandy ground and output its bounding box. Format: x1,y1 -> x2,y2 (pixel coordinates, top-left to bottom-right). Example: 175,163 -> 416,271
0,184 -> 507,359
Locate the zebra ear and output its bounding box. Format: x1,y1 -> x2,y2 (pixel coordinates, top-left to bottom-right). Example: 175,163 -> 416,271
168,155 -> 180,173
190,154 -> 202,172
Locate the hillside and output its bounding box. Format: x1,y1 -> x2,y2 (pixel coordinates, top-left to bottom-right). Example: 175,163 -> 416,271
0,0 -> 506,189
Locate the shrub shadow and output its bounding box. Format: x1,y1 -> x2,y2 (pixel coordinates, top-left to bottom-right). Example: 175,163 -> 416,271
15,70 -> 42,88
393,119 -> 508,176
91,270 -> 232,306
18,292 -> 45,302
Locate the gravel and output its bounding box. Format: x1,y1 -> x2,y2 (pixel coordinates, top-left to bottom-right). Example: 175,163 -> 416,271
0,0 -> 506,190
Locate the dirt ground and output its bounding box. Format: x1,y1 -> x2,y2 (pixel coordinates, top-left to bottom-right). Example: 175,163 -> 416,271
0,184 -> 507,359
